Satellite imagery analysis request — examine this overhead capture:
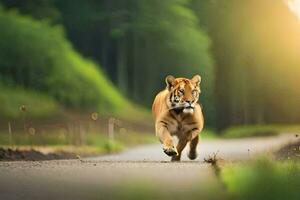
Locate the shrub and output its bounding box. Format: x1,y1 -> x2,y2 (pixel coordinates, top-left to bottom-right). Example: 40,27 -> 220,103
0,8 -> 127,112
221,158 -> 300,200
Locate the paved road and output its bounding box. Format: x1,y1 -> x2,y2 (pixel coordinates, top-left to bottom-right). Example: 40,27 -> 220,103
95,134 -> 296,161
0,134 -> 297,200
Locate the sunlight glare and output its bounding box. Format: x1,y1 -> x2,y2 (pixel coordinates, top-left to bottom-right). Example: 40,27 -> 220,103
287,0 -> 300,21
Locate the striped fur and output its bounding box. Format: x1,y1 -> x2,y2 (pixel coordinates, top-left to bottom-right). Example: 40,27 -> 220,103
152,75 -> 204,161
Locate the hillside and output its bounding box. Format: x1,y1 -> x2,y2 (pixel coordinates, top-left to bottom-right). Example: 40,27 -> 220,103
0,8 -> 148,121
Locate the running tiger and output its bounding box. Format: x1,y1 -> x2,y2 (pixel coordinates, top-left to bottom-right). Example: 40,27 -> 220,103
152,75 -> 204,161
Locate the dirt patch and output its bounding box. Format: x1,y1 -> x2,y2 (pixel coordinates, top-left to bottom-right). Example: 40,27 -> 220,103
0,147 -> 77,161
276,136 -> 300,160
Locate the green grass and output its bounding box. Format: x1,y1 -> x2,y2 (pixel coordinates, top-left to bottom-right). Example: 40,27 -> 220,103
0,129 -> 156,155
221,158 -> 300,200
222,124 -> 300,138
200,129 -> 218,140
113,180 -> 227,200
0,126 -> 215,156
221,124 -> 300,138
0,85 -> 59,119
222,125 -> 279,138
0,8 -> 151,122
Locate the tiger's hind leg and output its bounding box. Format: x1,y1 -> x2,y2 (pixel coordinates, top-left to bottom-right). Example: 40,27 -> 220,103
188,135 -> 199,160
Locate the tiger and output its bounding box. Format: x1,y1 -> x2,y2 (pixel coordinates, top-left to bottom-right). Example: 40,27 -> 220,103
152,75 -> 204,161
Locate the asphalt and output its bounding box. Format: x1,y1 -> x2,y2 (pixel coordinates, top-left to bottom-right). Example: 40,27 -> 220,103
0,134 -> 297,200
94,134 -> 296,161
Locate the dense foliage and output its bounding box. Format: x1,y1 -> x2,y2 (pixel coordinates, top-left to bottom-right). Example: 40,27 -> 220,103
1,0 -> 300,130
0,0 -> 216,126
54,0 -> 216,125
222,158 -> 300,200
0,8 -> 128,113
192,0 -> 300,129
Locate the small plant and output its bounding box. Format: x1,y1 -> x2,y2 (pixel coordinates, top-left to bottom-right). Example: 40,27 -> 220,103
204,151 -> 220,165
204,151 -> 223,177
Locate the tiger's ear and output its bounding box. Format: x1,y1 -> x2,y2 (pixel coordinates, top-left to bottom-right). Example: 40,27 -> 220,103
191,75 -> 201,87
165,75 -> 175,90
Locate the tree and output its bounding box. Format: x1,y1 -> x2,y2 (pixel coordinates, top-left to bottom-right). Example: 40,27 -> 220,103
0,8 -> 128,112
192,0 -> 300,129
0,0 -> 216,126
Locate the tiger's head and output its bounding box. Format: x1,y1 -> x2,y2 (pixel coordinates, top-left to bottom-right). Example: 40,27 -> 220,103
165,75 -> 201,114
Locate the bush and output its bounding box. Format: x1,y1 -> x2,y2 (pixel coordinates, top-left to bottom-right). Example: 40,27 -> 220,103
0,8 -> 128,112
222,125 -> 279,138
221,158 -> 300,200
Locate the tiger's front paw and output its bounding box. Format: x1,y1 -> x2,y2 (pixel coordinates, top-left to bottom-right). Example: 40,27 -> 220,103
171,155 -> 181,162
188,150 -> 198,160
163,146 -> 178,157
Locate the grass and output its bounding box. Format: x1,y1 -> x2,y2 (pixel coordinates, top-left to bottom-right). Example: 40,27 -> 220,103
222,125 -> 279,138
0,84 -> 153,156
0,8 -> 152,125
113,180 -> 227,200
221,124 -> 300,138
0,125 -> 215,157
221,158 -> 300,200
0,85 -> 59,119
0,130 -> 156,156
200,129 -> 218,140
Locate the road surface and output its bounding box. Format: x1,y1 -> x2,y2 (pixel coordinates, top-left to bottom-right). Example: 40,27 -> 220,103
95,134 -> 296,161
0,134 -> 297,200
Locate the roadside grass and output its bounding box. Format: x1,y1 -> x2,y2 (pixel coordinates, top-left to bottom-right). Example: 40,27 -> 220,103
0,85 -> 59,119
0,130 -> 156,156
114,180 -> 227,200
98,171 -> 228,200
222,124 -> 300,138
0,85 -> 154,157
221,158 -> 300,200
200,129 -> 218,140
198,124 -> 300,140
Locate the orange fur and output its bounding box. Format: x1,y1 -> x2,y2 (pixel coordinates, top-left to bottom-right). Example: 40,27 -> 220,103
152,75 -> 204,161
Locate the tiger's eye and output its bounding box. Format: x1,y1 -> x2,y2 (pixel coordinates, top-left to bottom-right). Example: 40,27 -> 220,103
179,89 -> 184,94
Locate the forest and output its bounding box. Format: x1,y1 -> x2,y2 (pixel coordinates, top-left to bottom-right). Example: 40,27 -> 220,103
1,0 -> 300,131
1,2 -> 300,200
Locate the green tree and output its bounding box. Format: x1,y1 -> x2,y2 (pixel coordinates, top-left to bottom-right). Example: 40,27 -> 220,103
0,0 -> 60,22
192,0 -> 300,129
55,0 -> 216,126
0,8 -> 128,113
0,0 -> 216,126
